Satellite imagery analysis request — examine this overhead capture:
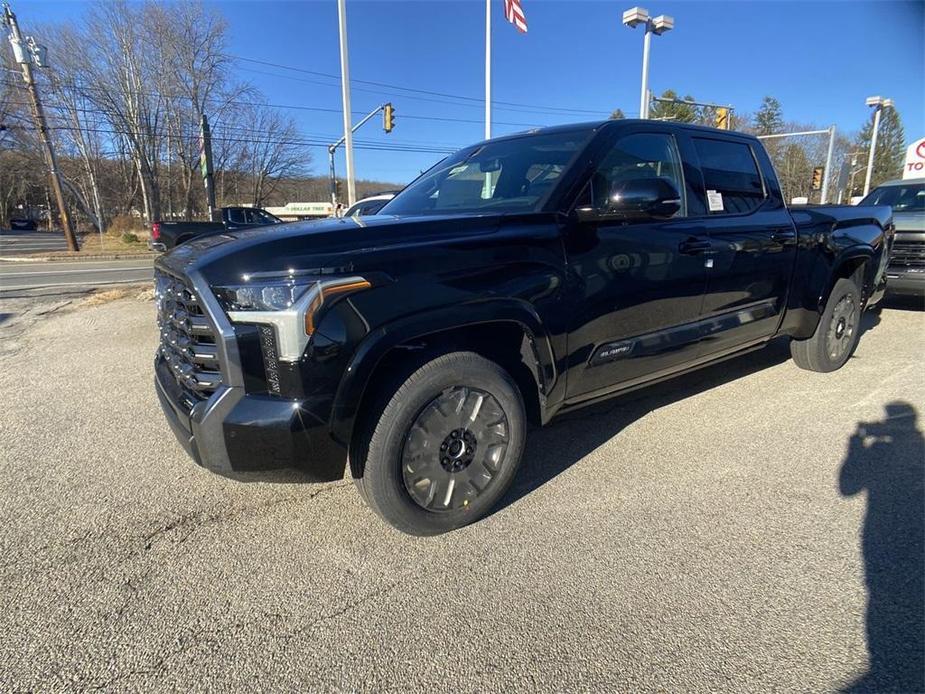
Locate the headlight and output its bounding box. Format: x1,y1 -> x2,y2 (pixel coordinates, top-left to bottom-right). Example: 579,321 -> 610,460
215,279 -> 314,312
215,275 -> 370,362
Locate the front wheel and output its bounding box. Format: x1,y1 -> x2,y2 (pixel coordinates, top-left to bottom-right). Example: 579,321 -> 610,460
791,277 -> 862,372
356,352 -> 526,536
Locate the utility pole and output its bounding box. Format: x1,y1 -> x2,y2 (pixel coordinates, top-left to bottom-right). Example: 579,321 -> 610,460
336,0 -> 356,207
199,114 -> 217,221
2,2 -> 78,251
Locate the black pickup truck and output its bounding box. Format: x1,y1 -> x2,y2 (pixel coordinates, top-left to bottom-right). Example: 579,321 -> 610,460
154,120 -> 891,535
149,206 -> 282,252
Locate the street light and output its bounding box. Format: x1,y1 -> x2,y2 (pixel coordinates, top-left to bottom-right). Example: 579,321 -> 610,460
862,95 -> 894,197
623,6 -> 674,119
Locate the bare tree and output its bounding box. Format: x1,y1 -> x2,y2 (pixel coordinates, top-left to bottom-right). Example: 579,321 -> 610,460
149,1 -> 252,219
83,0 -> 164,222
235,100 -> 311,206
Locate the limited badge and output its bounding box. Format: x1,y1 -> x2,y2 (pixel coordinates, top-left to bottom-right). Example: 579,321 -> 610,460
591,340 -> 635,365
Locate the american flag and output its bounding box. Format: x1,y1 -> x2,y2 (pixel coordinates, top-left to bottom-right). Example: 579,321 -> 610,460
504,0 -> 527,33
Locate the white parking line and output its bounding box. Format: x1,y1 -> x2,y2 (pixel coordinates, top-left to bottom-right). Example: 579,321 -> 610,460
0,278 -> 153,291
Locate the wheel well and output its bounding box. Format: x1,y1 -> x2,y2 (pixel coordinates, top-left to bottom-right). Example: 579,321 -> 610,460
348,321 -> 544,477
832,256 -> 868,302
836,257 -> 866,282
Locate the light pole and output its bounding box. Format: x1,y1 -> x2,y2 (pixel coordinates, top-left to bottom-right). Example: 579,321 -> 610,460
862,95 -> 893,197
622,7 -> 673,120
336,0 -> 356,207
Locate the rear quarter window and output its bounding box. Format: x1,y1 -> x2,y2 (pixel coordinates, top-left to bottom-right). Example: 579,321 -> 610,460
693,137 -> 766,215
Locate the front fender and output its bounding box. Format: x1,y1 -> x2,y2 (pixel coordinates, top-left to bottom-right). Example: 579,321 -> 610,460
329,298 -> 558,447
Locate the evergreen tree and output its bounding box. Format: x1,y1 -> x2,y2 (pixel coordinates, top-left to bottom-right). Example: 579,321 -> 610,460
754,96 -> 783,136
649,90 -> 698,123
851,106 -> 905,195
609,108 -> 625,120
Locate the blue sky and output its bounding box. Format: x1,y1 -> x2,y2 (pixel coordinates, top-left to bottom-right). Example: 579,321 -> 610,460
16,0 -> 925,186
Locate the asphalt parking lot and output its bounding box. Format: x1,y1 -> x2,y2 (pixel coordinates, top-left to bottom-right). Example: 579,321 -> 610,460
0,291 -> 922,692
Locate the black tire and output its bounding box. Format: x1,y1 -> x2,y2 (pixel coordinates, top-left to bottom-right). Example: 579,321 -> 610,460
356,351 -> 526,536
791,277 -> 862,372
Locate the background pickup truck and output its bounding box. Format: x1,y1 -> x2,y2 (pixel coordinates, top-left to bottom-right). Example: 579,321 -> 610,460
154,120 -> 892,536
149,206 -> 282,252
859,177 -> 924,297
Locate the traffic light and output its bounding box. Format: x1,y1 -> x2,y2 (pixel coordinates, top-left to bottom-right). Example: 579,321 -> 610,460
811,166 -> 824,191
714,107 -> 729,130
383,103 -> 395,133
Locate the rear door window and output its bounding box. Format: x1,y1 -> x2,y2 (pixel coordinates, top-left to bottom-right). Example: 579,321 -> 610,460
227,208 -> 247,225
692,138 -> 766,215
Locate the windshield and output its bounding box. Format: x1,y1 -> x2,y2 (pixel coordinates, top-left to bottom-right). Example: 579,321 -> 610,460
345,198 -> 390,218
861,182 -> 925,212
380,129 -> 594,216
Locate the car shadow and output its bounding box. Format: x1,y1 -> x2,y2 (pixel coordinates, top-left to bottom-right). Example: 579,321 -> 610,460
878,294 -> 925,312
496,337 -> 794,514
858,308 -> 882,340
839,402 -> 924,693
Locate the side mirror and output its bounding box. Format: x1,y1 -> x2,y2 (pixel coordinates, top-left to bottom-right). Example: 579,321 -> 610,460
576,177 -> 682,223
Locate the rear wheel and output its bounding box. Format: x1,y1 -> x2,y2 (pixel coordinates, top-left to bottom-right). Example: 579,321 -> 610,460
356,351 -> 526,536
791,277 -> 862,372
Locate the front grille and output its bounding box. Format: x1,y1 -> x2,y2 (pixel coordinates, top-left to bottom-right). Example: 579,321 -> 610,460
155,270 -> 223,399
890,240 -> 925,268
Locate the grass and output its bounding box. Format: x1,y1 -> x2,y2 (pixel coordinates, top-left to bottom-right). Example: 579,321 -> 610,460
79,233 -> 149,253
32,232 -> 156,259
80,285 -> 154,307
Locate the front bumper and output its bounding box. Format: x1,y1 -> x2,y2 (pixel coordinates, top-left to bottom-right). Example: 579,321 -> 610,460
155,354 -> 347,480
885,267 -> 925,295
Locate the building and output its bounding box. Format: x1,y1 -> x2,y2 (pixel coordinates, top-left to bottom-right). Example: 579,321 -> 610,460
262,202 -> 334,221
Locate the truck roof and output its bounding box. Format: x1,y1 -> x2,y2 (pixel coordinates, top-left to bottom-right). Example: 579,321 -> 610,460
873,177 -> 925,187
480,118 -> 760,147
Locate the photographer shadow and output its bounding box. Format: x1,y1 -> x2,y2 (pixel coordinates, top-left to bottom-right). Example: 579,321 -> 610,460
840,402 -> 925,693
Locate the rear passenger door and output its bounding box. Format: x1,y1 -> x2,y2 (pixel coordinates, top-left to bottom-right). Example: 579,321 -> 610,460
688,135 -> 798,357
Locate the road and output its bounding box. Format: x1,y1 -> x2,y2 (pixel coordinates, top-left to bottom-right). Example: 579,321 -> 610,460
0,294 -> 922,692
0,228 -> 70,255
0,258 -> 153,293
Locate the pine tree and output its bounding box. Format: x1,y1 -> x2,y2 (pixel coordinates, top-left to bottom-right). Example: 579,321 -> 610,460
649,90 -> 698,123
609,108 -> 625,120
754,96 -> 783,136
852,106 -> 905,195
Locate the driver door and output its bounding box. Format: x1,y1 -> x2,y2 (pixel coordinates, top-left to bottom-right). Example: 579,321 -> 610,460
563,129 -> 709,401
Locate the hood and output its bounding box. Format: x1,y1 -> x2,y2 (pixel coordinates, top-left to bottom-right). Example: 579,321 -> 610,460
892,209 -> 925,232
155,213 -> 505,284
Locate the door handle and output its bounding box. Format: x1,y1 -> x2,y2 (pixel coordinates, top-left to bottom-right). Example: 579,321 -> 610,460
770,229 -> 797,244
678,238 -> 712,255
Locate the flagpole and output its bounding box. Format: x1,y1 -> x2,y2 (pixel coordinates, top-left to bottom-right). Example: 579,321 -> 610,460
484,0 -> 491,140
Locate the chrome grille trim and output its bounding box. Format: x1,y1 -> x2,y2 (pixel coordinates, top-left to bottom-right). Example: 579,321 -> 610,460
156,269 -> 224,399
890,240 -> 925,268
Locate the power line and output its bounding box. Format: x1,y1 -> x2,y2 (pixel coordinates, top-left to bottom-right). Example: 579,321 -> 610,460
5,119 -> 457,155
229,54 -> 609,117
2,78 -> 547,129
5,96 -> 469,150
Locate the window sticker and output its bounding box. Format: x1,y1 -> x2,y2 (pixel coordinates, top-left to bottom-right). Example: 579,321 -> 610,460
707,189 -> 724,212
